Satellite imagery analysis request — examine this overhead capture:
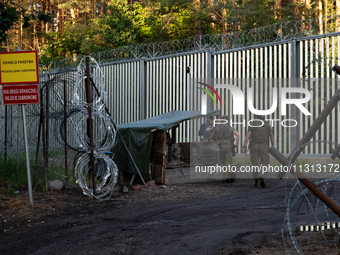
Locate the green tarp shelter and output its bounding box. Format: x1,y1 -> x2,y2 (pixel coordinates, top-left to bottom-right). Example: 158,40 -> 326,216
112,110 -> 220,175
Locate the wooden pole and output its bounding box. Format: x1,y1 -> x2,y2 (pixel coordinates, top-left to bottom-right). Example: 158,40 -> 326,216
85,56 -> 96,195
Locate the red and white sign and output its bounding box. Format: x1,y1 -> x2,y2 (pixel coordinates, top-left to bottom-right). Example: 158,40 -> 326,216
2,84 -> 40,105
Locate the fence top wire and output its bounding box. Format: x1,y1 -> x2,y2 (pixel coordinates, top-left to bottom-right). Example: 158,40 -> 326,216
40,15 -> 340,72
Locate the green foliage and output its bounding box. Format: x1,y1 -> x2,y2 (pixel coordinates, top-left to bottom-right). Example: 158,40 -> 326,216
39,19 -> 108,63
21,9 -> 54,30
37,0 -> 316,63
199,0 -> 313,34
101,0 -> 149,47
58,0 -> 93,19
141,0 -> 196,41
0,1 -> 19,43
39,29 -> 82,62
37,10 -> 54,23
239,0 -> 314,30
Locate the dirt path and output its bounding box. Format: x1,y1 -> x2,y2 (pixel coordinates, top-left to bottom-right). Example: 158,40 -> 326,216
0,178 -> 338,254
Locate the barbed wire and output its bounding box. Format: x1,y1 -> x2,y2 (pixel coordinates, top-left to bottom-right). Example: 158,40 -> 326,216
282,140 -> 340,254
39,15 -> 340,72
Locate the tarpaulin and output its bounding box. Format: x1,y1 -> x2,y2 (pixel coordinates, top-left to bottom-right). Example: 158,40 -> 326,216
112,110 -> 220,175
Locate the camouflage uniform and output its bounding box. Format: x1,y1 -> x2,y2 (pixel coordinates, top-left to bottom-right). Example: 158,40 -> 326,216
214,124 -> 235,181
248,120 -> 273,180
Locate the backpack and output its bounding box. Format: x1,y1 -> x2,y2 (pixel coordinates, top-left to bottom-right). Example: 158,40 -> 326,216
216,124 -> 231,140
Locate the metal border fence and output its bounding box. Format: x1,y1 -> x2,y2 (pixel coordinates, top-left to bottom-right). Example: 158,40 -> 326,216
1,18 -> 340,156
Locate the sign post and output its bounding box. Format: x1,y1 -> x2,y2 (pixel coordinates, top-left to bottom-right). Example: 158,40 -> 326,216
21,104 -> 33,206
0,48 -> 39,207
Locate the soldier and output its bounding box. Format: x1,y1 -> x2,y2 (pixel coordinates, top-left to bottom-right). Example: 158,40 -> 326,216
208,115 -> 239,183
242,115 -> 274,188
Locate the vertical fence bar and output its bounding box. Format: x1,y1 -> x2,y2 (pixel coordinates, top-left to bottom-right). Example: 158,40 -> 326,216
63,80 -> 68,178
315,39 -> 319,154
153,59 -> 156,116
166,58 -> 169,113
124,63 -> 128,123
331,36 -> 336,149
45,78 -> 49,190
310,39 -> 314,154
269,46 -> 274,148
283,44 -> 287,154
179,56 -> 183,141
246,50 -> 250,142
255,48 -> 259,115
320,38 -> 325,154
264,47 -> 267,119
304,40 -> 310,153
140,59 -> 146,120
338,35 -> 340,149
229,52 -> 233,117
169,57 -> 173,114
290,39 -> 300,154
156,59 -> 159,116
233,50 -> 237,116
273,45 -> 278,149
194,53 -> 198,141
225,52 -> 229,117
326,37 -> 330,153
299,41 -> 304,153
119,62 -> 123,122
162,59 -> 165,116
206,50 -> 214,112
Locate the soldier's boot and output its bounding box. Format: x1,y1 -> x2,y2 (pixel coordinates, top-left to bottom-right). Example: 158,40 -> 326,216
254,178 -> 259,186
259,176 -> 265,188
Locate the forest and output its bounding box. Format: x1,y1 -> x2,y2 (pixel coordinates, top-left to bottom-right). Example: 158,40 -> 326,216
0,0 -> 337,65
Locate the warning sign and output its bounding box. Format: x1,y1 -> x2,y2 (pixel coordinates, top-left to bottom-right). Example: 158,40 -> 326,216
2,84 -> 40,105
0,51 -> 39,85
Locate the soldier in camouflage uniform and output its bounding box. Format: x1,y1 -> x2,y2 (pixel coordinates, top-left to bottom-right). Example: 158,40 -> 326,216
242,116 -> 274,188
208,115 -> 240,183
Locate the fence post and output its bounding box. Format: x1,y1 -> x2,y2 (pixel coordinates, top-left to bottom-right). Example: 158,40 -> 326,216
290,39 -> 301,153
140,58 -> 147,120
206,48 -> 215,112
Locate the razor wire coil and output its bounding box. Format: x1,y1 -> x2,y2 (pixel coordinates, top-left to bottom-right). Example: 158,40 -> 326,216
73,56 -> 119,200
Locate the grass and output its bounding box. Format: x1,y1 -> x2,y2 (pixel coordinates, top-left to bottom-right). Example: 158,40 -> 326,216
0,151 -> 47,193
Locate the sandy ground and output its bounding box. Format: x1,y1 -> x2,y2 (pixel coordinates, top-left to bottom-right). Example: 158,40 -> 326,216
1,178 -> 340,255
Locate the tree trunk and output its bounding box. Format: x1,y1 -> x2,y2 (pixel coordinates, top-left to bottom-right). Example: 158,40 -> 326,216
40,0 -> 46,44
222,6 -> 227,48
61,9 -> 64,31
194,0 -> 203,36
101,0 -> 106,15
18,13 -> 22,48
50,1 -> 54,32
194,20 -> 203,36
56,9 -> 60,32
